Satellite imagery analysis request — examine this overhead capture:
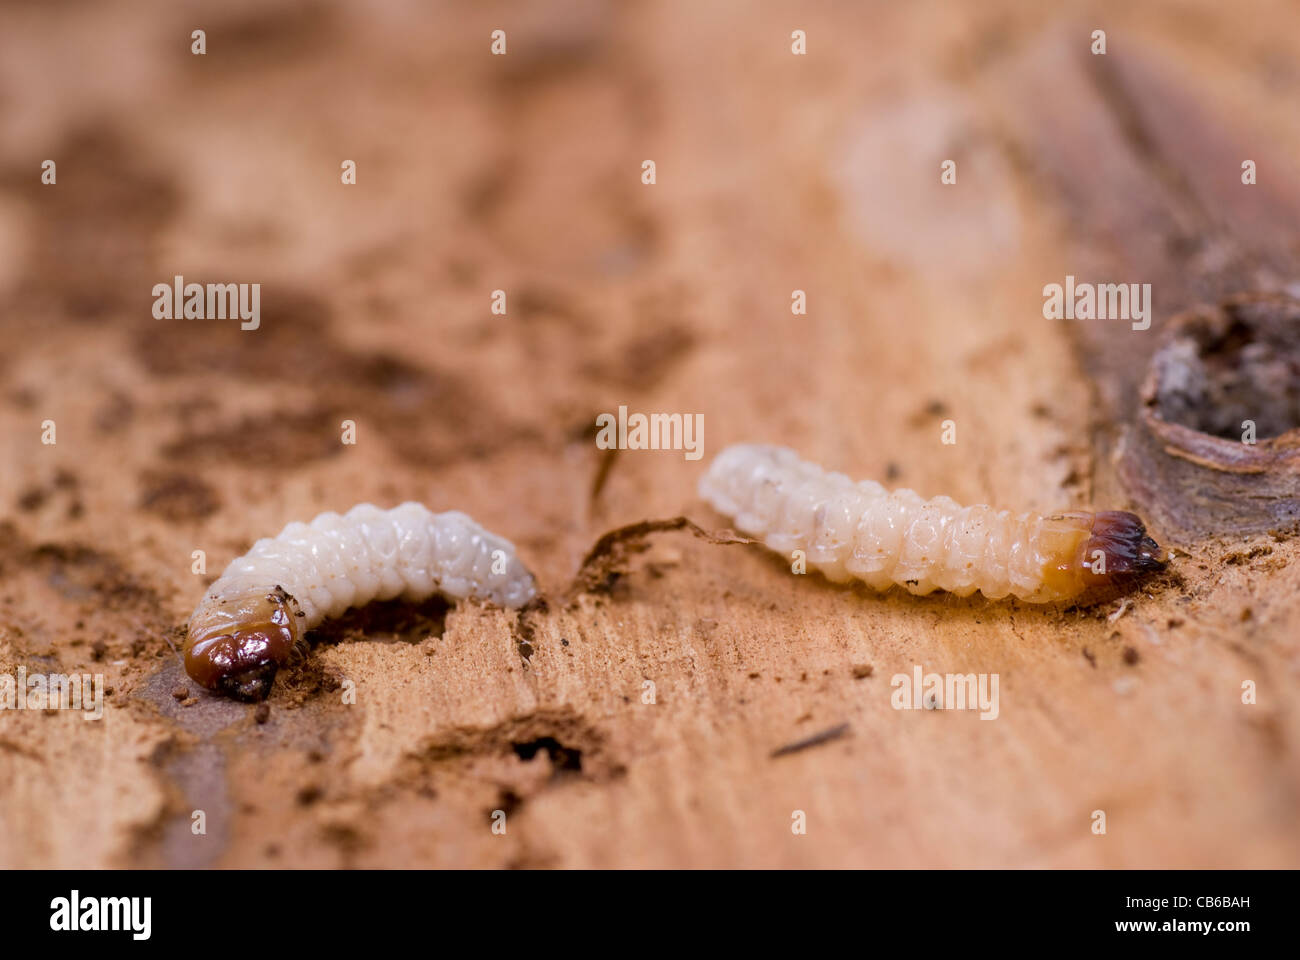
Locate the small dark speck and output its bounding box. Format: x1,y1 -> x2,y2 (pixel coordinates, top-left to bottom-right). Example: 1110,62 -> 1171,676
17,488 -> 46,512
771,722 -> 851,758
885,462 -> 902,481
1082,647 -> 1097,667
1122,646 -> 1140,666
254,703 -> 271,724
296,784 -> 323,806
924,399 -> 948,417
852,664 -> 874,679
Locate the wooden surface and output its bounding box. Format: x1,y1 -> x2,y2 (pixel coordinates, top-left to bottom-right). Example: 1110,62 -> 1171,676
1,0 -> 1298,868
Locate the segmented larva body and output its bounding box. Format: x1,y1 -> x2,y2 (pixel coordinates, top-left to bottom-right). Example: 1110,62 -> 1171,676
185,503 -> 536,700
699,445 -> 1163,603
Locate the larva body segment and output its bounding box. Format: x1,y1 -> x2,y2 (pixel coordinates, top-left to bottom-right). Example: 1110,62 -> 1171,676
699,445 -> 1163,603
185,503 -> 537,700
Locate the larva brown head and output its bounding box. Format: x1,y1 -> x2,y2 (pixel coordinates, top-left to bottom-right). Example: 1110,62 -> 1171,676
1035,510 -> 1165,601
1079,510 -> 1166,588
185,586 -> 302,701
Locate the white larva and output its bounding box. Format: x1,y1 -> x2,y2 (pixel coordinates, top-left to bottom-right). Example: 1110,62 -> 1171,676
185,502 -> 536,700
699,444 -> 1164,603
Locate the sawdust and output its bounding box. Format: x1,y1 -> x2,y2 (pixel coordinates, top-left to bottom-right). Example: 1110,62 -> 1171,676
0,0 -> 1298,868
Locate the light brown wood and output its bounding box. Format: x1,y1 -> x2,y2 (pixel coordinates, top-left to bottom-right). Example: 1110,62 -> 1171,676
0,0 -> 1297,868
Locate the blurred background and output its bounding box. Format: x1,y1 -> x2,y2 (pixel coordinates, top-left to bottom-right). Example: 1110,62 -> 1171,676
1,0 -> 1298,868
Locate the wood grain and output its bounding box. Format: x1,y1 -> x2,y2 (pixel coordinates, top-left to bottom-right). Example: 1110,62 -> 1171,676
0,0 -> 1296,868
